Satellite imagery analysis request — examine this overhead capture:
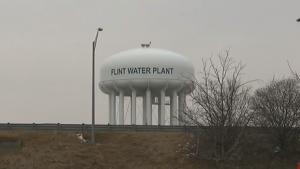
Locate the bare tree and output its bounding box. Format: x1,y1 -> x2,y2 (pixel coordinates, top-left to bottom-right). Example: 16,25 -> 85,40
287,60 -> 300,81
251,77 -> 300,152
183,50 -> 254,169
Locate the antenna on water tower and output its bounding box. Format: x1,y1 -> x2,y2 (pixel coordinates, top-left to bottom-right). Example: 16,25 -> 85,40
141,41 -> 151,48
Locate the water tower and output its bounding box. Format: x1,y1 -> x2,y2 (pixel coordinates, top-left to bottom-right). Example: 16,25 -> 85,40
99,43 -> 195,126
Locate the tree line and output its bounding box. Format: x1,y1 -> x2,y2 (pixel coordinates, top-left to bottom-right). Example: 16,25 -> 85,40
182,49 -> 300,169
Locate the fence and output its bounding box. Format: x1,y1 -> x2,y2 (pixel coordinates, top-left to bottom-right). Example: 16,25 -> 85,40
1,123 -> 298,133
0,123 -> 198,133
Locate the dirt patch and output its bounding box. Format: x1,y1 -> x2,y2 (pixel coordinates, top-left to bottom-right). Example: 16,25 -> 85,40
0,131 -> 200,169
0,136 -> 22,156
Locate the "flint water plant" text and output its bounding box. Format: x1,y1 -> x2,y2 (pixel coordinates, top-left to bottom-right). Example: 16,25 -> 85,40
111,67 -> 174,75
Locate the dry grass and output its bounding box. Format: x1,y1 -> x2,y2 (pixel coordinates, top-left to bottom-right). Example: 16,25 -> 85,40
0,131 -> 202,169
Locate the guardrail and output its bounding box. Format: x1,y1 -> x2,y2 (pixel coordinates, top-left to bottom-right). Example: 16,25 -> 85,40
1,123 -> 299,133
0,123 -> 198,133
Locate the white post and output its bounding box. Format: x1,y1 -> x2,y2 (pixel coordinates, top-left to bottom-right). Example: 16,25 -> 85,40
143,94 -> 147,125
146,89 -> 152,125
119,91 -> 124,125
131,91 -> 137,125
160,91 -> 166,125
110,92 -> 116,125
170,91 -> 178,125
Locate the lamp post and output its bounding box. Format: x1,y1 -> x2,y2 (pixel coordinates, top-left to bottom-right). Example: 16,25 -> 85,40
91,27 -> 103,145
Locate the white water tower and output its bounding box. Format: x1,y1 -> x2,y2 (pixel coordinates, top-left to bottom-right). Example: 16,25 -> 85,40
99,44 -> 195,125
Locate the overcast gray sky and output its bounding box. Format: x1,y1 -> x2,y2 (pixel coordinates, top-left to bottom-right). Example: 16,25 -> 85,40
1,0 -> 300,124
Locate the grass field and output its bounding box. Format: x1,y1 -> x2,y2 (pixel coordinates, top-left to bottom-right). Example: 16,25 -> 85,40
1,130 -> 300,169
0,131 -> 202,169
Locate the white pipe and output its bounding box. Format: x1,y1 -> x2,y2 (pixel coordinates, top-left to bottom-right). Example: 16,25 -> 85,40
170,91 -> 178,125
160,91 -> 166,125
146,89 -> 152,125
131,91 -> 136,125
119,91 -> 124,125
110,92 -> 116,125
143,94 -> 147,125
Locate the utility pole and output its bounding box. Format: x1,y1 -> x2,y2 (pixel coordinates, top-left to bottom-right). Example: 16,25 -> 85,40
91,27 -> 103,145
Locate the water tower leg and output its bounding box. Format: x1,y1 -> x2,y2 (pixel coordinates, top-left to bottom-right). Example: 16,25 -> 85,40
160,91 -> 166,125
110,92 -> 116,125
183,94 -> 186,124
178,92 -> 185,126
109,94 -> 112,124
143,94 -> 147,125
119,91 -> 124,125
131,91 -> 137,125
158,96 -> 161,125
146,89 -> 152,125
170,91 -> 178,126
170,96 -> 173,125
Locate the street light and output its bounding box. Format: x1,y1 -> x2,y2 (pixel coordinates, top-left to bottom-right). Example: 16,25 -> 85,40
297,18 -> 300,22
91,27 -> 103,145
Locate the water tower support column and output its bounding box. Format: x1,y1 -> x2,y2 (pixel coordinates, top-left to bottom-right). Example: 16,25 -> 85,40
146,88 -> 152,125
131,91 -> 137,125
160,91 -> 166,125
119,91 -> 124,125
143,94 -> 147,125
183,94 -> 187,124
170,95 -> 173,124
160,82 -> 168,125
170,91 -> 178,125
108,94 -> 112,124
182,94 -> 187,125
158,96 -> 161,125
171,83 -> 183,126
178,92 -> 186,126
110,92 -> 116,125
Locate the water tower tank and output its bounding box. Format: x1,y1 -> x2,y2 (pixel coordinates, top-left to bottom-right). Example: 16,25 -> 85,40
99,46 -> 195,126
